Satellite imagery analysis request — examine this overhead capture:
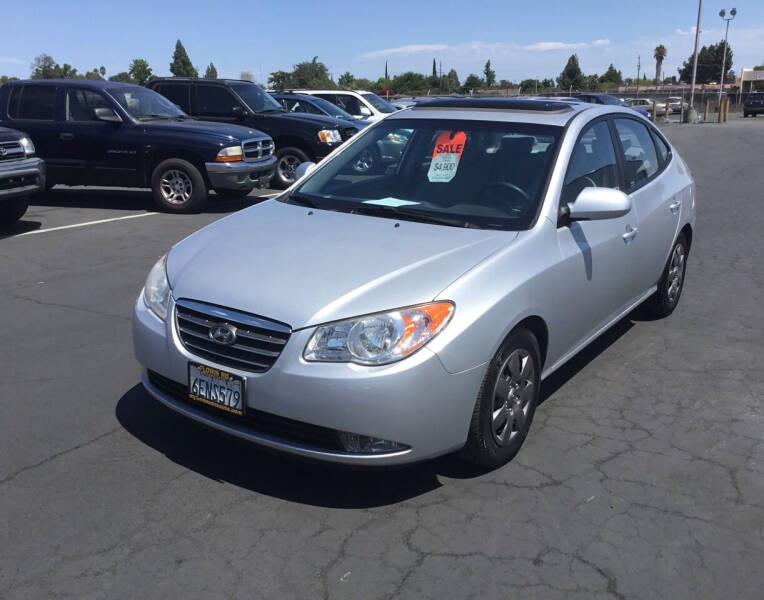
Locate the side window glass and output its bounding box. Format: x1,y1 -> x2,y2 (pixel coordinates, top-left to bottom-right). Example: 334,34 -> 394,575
651,129 -> 671,165
297,101 -> 320,114
342,96 -> 363,116
196,85 -> 239,117
65,89 -> 110,121
8,85 -> 56,120
157,84 -> 190,113
614,119 -> 659,190
562,121 -> 619,204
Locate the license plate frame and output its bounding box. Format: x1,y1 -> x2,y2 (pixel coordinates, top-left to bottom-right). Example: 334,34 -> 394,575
187,362 -> 245,416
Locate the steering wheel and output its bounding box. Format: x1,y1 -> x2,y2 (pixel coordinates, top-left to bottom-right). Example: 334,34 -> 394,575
474,182 -> 532,215
581,176 -> 597,188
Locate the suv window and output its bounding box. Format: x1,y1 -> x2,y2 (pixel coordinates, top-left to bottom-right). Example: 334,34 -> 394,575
196,85 -> 240,117
156,84 -> 191,113
562,121 -> 619,204
283,98 -> 321,115
65,88 -> 110,121
318,93 -> 363,116
613,118 -> 659,189
8,85 -> 57,120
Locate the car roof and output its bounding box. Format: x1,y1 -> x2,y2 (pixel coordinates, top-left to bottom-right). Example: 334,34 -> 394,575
289,89 -> 368,95
10,78 -> 137,90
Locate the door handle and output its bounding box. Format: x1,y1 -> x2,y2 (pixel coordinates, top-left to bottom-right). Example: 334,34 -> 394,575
60,132 -> 74,141
669,199 -> 681,215
622,225 -> 638,244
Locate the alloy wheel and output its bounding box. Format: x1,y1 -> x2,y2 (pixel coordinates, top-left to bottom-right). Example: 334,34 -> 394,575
666,243 -> 686,305
491,349 -> 536,446
159,169 -> 193,205
278,155 -> 301,185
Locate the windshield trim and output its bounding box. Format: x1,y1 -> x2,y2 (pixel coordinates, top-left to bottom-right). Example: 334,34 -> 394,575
230,82 -> 284,113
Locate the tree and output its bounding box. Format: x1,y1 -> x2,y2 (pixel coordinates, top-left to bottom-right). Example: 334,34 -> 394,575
653,45 -> 667,83
268,57 -> 334,89
58,63 -> 79,79
583,74 -> 600,91
599,63 -> 623,86
268,70 -> 290,88
338,71 -> 355,87
678,40 -> 732,84
385,60 -> 388,80
519,78 -> 539,93
108,72 -> 134,83
0,75 -> 19,85
557,54 -> 584,91
30,54 -> 61,79
129,59 -> 153,85
462,74 -> 484,93
432,58 -> 437,79
483,60 -> 496,87
204,62 -> 218,79
391,71 -> 428,94
445,69 -> 460,92
170,39 -> 198,77
540,78 -> 556,89
351,77 -> 374,90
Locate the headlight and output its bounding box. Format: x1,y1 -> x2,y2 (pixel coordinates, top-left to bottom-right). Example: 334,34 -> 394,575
19,137 -> 35,156
143,254 -> 171,320
317,129 -> 342,144
216,145 -> 243,162
304,302 -> 454,365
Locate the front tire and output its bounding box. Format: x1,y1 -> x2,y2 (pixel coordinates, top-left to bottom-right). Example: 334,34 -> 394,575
274,147 -> 310,189
460,328 -> 541,470
151,159 -> 207,213
0,198 -> 30,226
645,233 -> 688,318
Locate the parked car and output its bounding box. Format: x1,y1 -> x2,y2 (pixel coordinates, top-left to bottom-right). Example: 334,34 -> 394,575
0,80 -> 276,212
149,79 -> 363,188
134,97 -> 695,469
666,97 -> 689,114
270,92 -> 360,121
743,93 -> 764,117
0,126 -> 45,225
574,93 -> 652,120
291,89 -> 397,122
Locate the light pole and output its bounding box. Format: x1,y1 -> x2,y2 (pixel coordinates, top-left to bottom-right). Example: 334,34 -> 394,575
688,0 -> 703,119
717,7 -> 736,117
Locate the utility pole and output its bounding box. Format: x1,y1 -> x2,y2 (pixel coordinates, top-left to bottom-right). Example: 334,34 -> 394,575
718,8 -> 737,119
689,0 -> 703,114
636,55 -> 641,95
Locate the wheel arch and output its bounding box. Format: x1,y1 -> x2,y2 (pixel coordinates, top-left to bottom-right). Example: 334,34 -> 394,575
680,222 -> 693,253
273,136 -> 313,158
511,315 -> 549,369
149,150 -> 210,187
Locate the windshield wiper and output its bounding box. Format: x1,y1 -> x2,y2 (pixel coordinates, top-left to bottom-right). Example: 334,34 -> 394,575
137,114 -> 173,121
258,108 -> 286,114
286,192 -> 321,208
349,204 -> 479,229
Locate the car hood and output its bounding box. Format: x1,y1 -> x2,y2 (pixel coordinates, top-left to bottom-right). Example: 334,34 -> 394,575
167,199 -> 516,328
271,111 -> 358,130
140,119 -> 267,141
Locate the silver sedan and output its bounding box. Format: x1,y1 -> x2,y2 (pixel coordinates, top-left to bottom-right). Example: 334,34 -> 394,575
133,98 -> 695,469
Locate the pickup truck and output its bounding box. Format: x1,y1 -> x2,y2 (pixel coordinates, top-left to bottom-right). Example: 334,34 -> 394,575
0,80 -> 276,212
148,78 -> 363,188
0,126 -> 45,225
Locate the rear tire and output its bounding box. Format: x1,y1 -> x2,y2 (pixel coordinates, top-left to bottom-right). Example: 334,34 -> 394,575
214,188 -> 253,200
459,328 -> 541,470
0,198 -> 30,226
274,147 -> 310,189
644,233 -> 688,318
151,158 -> 207,213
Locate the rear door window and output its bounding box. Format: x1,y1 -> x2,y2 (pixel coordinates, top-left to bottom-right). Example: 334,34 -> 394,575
156,84 -> 191,113
196,85 -> 240,117
8,85 -> 57,120
613,118 -> 660,190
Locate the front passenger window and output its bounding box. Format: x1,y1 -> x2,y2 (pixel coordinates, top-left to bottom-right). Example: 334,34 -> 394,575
66,89 -> 110,121
562,121 -> 619,204
613,119 -> 659,190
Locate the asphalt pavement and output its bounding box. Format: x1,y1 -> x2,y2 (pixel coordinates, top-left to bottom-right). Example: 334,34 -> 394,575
1,117 -> 762,599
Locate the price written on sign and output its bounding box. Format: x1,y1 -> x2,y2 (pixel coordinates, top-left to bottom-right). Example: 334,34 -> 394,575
427,131 -> 467,183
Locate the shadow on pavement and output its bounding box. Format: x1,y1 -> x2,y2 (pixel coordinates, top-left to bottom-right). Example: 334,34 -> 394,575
0,219 -> 42,239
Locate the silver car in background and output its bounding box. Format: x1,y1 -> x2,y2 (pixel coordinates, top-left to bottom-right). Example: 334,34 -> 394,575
133,98 -> 695,469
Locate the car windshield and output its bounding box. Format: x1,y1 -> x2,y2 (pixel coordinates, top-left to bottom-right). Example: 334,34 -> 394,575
109,86 -> 186,119
362,93 -> 396,113
231,83 -> 284,113
288,118 -> 561,231
600,95 -> 625,106
307,95 -> 356,120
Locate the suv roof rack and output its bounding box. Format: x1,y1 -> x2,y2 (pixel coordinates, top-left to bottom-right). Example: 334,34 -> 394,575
414,98 -> 574,112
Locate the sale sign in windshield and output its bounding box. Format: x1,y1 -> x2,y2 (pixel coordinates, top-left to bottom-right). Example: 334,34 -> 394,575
427,131 -> 466,183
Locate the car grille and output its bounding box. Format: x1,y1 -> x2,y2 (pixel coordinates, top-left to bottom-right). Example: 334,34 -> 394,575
175,299 -> 291,373
146,370 -> 344,452
0,141 -> 24,162
243,139 -> 275,161
340,128 -> 358,141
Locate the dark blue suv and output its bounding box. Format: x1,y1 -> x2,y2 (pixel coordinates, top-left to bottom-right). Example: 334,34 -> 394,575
0,80 -> 277,212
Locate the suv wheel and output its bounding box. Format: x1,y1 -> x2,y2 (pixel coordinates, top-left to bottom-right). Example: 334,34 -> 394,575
274,147 -> 309,189
0,198 -> 30,226
459,328 -> 541,470
151,159 -> 207,213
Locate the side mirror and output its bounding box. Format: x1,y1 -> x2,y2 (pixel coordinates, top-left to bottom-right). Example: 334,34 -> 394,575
294,161 -> 317,181
93,107 -> 122,123
567,187 -> 631,221
232,106 -> 250,121
359,106 -> 372,117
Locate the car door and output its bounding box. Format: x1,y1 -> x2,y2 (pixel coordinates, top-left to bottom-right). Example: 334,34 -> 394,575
6,83 -> 62,176
612,117 -> 680,294
553,118 -> 641,353
194,84 -> 243,124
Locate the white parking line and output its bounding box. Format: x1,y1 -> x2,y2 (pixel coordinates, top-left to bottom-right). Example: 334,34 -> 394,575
18,212 -> 159,236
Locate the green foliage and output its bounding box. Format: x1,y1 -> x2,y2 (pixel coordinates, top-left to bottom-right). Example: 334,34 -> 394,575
541,78 -> 556,89
600,63 -> 623,86
432,59 -> 437,78
268,57 -> 335,89
654,44 -> 667,83
204,62 -> 218,80
557,54 -> 584,91
109,72 -> 135,83
170,39 -> 198,78
678,40 -> 733,83
338,71 -> 355,87
462,74 -> 484,93
30,54 -> 61,79
351,77 -> 374,91
1,75 -> 19,85
390,71 -> 428,93
483,60 -> 496,87
129,59 -> 153,85
519,78 -> 539,93
445,69 -> 460,92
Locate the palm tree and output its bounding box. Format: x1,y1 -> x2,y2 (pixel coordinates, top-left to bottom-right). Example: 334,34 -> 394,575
654,45 -> 667,83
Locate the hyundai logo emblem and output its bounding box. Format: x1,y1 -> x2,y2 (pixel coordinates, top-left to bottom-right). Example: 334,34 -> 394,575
0,147 -> 6,156
208,323 -> 237,345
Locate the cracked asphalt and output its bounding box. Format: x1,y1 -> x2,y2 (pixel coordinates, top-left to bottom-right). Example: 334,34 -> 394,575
1,118 -> 762,599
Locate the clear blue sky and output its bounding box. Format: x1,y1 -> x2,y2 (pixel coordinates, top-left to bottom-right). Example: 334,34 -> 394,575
2,0 -> 762,83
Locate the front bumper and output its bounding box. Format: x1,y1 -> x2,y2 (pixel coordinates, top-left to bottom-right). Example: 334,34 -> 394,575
205,155 -> 277,190
744,106 -> 764,115
132,295 -> 485,466
0,157 -> 45,200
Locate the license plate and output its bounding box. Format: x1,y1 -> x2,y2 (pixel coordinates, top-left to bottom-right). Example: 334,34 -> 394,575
188,362 -> 245,416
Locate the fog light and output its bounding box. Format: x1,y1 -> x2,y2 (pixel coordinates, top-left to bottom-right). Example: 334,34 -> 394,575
338,431 -> 406,454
